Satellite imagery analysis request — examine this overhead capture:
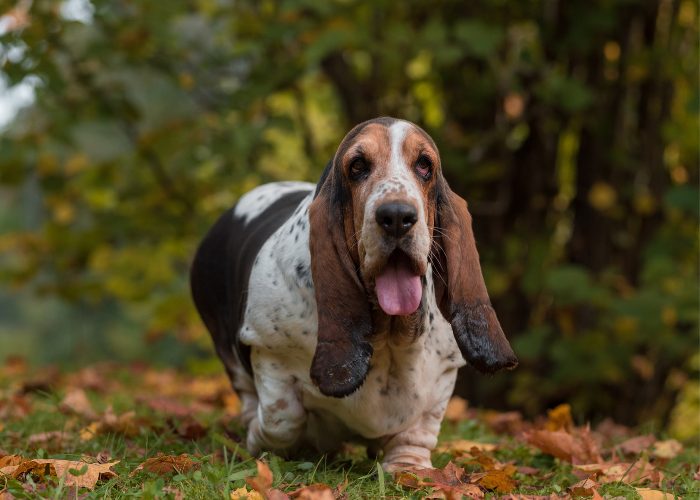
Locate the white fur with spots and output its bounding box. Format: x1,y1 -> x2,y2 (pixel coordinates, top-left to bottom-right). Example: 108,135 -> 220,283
230,179 -> 464,471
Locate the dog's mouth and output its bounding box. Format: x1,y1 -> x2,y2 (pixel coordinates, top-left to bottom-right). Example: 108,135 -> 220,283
374,249 -> 423,316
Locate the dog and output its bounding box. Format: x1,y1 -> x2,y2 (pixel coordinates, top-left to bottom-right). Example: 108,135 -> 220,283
190,117 -> 517,470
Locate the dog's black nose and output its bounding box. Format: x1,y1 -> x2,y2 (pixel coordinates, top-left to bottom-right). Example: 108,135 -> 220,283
375,202 -> 418,238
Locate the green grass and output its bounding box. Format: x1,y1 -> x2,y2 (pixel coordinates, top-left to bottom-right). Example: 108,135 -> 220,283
0,366 -> 698,499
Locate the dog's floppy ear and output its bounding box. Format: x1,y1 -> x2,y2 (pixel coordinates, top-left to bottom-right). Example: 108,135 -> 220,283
432,176 -> 518,373
308,163 -> 373,398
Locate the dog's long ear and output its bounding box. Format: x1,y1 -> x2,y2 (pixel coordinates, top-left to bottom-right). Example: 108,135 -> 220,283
433,176 -> 518,373
308,164 -> 373,398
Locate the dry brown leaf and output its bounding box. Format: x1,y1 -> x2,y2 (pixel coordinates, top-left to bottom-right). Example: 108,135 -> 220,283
525,427 -> 602,464
131,454 -> 199,476
2,458 -> 117,490
568,478 -> 598,497
395,462 -> 484,500
435,440 -> 497,456
652,439 -> 682,459
546,404 -> 574,432
0,456 -> 23,468
635,488 -> 673,500
575,460 -> 663,487
244,460 -> 289,500
444,397 -> 469,421
43,459 -> 118,489
616,435 -> 656,455
289,483 -> 335,500
60,388 -> 97,420
472,469 -> 516,492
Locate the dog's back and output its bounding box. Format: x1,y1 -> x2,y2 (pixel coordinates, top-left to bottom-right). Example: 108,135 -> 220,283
190,182 -> 314,377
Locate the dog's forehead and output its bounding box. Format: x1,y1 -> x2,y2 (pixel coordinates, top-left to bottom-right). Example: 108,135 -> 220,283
335,118 -> 436,161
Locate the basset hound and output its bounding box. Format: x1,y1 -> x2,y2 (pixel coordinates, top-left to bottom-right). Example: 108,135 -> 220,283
190,117 -> 517,470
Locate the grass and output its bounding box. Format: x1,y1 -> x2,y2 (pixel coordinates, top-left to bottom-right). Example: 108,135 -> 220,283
0,364 -> 698,499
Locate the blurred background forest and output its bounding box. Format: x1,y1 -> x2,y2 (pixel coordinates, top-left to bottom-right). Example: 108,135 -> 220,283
0,0 -> 697,438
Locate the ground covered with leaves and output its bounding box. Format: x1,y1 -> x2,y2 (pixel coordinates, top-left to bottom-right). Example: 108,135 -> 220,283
0,360 -> 697,499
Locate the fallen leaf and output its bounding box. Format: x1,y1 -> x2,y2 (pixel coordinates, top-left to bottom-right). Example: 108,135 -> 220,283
546,404 -> 574,432
45,459 -> 118,490
131,454 -> 199,476
231,486 -> 264,500
525,427 -> 602,464
245,460 -> 289,500
395,462 -> 484,499
60,388 -> 97,420
568,478 -> 598,497
472,469 -> 516,492
616,435 -> 656,455
652,439 -> 682,459
289,483 -> 335,499
2,458 -> 118,490
575,460 -> 663,487
0,456 -> 23,468
635,488 -> 673,500
435,440 -> 497,456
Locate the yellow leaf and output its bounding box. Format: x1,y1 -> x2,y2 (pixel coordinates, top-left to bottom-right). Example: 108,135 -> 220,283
546,403 -> 574,431
635,488 -> 673,500
230,487 -> 264,500
652,439 -> 682,459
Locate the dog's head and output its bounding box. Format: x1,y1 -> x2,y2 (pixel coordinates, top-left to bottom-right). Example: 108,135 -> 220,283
309,117 -> 517,397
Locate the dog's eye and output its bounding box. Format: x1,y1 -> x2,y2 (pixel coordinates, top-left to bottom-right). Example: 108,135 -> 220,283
349,157 -> 371,181
415,155 -> 433,180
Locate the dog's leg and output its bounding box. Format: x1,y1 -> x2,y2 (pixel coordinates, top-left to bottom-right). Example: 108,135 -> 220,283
245,351 -> 306,455
380,367 -> 457,472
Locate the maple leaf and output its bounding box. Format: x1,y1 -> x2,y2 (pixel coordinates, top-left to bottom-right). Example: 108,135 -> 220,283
1,458 -> 118,490
131,454 -> 199,476
524,426 -> 602,464
574,460 -> 663,487
471,469 -> 516,493
395,462 -> 484,500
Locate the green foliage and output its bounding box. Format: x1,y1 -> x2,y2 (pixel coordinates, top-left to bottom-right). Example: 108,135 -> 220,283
0,0 -> 698,430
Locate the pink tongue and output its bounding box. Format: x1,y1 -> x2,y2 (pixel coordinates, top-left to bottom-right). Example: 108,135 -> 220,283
375,254 -> 422,316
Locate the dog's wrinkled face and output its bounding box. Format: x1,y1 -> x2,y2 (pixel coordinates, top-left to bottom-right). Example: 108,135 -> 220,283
336,119 -> 439,316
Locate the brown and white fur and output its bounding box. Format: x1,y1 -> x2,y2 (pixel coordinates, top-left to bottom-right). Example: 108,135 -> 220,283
190,117 -> 517,471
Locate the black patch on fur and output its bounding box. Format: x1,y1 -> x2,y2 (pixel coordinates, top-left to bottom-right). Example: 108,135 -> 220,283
450,302 -> 518,373
190,188 -> 312,376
